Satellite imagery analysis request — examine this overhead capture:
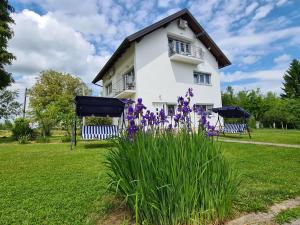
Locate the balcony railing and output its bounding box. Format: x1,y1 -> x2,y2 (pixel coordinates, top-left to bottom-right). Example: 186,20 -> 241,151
112,75 -> 135,98
169,41 -> 204,60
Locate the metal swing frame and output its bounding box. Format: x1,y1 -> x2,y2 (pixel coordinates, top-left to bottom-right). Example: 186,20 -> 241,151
213,106 -> 251,139
71,96 -> 126,150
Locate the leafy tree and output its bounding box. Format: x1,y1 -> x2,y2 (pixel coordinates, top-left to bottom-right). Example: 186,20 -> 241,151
221,86 -> 236,106
281,59 -> 300,99
0,0 -> 16,89
28,70 -> 89,136
0,88 -> 21,119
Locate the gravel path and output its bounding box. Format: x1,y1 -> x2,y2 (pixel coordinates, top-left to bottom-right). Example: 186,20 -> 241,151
226,197 -> 300,225
219,139 -> 300,149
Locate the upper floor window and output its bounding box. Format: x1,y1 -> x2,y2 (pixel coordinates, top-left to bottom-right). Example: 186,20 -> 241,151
105,82 -> 112,95
194,71 -> 211,85
168,37 -> 191,56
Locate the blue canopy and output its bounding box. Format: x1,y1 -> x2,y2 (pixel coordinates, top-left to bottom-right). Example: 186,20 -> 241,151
212,106 -> 250,119
75,96 -> 125,118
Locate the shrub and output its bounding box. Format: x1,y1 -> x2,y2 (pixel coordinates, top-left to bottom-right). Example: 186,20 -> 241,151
36,136 -> 50,143
106,130 -> 240,224
17,135 -> 30,144
60,135 -> 71,143
12,118 -> 35,141
85,116 -> 113,125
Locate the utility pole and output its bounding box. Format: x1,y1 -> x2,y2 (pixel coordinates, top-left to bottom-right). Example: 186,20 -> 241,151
82,86 -> 86,126
23,88 -> 27,118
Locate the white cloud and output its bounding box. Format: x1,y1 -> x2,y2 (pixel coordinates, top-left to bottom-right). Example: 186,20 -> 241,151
241,55 -> 260,65
274,54 -> 291,65
7,10 -> 109,88
245,2 -> 259,16
253,4 -> 274,20
221,68 -> 286,93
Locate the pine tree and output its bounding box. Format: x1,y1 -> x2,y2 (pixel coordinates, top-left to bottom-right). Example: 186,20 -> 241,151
0,0 -> 16,89
281,59 -> 300,99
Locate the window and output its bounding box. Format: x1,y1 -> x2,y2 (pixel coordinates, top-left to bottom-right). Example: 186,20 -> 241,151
105,82 -> 112,95
167,104 -> 175,116
168,37 -> 191,56
123,68 -> 135,90
195,104 -> 213,115
194,72 -> 211,85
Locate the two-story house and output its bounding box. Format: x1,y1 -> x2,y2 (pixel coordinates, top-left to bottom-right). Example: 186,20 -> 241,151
92,9 -> 231,125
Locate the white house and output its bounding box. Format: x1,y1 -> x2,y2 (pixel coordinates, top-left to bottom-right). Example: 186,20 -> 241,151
92,9 -> 231,125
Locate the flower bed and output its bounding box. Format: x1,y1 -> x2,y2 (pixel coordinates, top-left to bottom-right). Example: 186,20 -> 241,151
106,89 -> 239,224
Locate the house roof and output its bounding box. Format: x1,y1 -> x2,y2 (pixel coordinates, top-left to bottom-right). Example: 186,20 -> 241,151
92,8 -> 231,84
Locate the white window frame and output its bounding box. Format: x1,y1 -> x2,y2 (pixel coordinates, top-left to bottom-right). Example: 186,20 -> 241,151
195,104 -> 214,116
194,71 -> 212,85
105,82 -> 112,95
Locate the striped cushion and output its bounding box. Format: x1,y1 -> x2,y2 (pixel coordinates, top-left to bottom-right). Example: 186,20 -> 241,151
81,125 -> 119,140
222,123 -> 246,133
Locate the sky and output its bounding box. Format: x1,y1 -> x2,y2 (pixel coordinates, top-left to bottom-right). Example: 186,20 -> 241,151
6,0 -> 300,102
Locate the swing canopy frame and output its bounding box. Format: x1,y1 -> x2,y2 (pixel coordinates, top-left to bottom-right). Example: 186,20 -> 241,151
71,96 -> 126,150
212,106 -> 251,138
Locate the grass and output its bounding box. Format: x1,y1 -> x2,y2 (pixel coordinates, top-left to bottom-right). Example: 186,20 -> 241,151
0,141 -> 111,225
219,128 -> 300,145
274,205 -> 300,224
222,142 -> 300,214
0,139 -> 299,224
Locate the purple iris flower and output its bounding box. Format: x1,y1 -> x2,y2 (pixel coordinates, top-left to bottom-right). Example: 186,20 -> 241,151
201,115 -> 207,126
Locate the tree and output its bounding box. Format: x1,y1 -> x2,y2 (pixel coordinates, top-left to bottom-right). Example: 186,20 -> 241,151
221,86 -> 237,106
281,59 -> 300,99
0,0 -> 16,89
0,88 -> 21,119
28,70 -> 89,136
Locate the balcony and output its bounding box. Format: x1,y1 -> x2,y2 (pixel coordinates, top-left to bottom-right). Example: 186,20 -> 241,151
113,75 -> 136,98
168,40 -> 204,65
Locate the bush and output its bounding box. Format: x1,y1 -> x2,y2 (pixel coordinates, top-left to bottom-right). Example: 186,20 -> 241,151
36,136 -> 50,143
12,118 -> 35,141
60,135 -> 71,143
18,135 -> 30,144
85,116 -> 113,125
106,131 -> 240,224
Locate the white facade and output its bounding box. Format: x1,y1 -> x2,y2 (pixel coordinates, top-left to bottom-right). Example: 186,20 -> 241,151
102,19 -> 224,126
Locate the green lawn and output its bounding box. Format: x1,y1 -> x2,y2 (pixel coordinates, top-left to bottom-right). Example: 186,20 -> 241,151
274,205 -> 300,224
219,128 -> 300,145
0,142 -> 110,225
222,142 -> 300,214
0,141 -> 299,224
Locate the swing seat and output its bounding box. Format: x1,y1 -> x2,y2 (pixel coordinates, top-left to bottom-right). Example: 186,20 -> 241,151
81,125 -> 119,140
222,123 -> 247,134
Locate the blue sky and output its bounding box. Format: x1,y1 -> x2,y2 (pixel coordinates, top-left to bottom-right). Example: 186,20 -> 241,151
6,0 -> 300,98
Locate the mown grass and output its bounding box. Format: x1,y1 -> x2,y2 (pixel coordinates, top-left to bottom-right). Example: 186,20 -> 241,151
274,205 -> 300,224
0,142 -> 111,225
222,142 -> 300,214
0,140 -> 299,224
219,128 -> 300,145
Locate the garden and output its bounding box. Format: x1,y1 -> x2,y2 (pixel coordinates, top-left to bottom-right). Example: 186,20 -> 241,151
1,87 -> 300,225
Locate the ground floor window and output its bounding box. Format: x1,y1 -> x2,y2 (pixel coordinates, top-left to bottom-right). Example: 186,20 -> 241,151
167,104 -> 175,116
195,104 -> 214,115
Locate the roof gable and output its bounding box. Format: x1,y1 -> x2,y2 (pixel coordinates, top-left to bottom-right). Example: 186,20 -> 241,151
92,8 -> 231,83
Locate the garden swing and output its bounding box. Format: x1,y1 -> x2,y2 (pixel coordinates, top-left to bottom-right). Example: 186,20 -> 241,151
212,106 -> 251,138
71,96 -> 126,150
